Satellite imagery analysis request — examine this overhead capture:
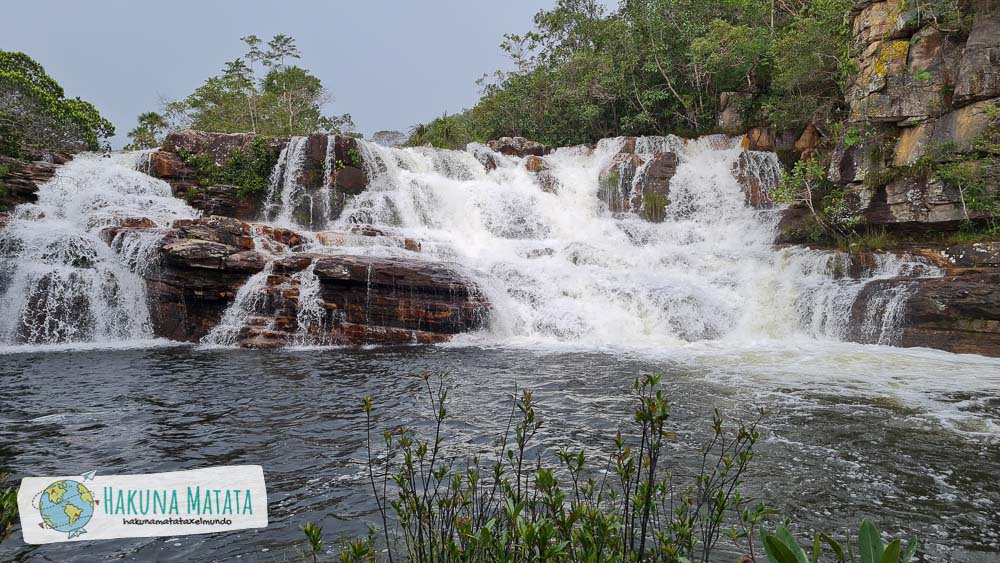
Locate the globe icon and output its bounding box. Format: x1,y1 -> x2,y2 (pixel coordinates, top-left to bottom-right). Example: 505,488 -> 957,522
38,480 -> 95,535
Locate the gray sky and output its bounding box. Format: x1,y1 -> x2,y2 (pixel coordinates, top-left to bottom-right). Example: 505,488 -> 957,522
1,0 -> 568,147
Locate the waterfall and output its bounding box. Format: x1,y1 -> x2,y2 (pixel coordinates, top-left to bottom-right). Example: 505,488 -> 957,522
1,136 -> 942,350
263,135 -> 309,227
0,152 -> 197,346
325,136 -> 939,346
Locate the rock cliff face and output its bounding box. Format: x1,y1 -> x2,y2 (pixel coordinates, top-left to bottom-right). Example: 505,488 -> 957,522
823,0 -> 1000,231
103,216 -> 490,347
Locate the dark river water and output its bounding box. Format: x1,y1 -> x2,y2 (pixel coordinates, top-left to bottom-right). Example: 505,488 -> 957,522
1,342 -> 998,562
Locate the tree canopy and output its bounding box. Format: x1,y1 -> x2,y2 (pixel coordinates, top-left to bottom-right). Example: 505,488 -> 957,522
0,49 -> 114,156
129,34 -> 354,147
408,0 -> 855,148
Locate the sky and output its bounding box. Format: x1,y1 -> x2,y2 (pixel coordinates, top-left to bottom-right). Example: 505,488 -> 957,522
1,0 -> 572,148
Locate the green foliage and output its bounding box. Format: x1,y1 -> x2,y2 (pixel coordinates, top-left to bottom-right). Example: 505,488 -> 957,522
124,112 -> 168,150
409,0 -> 853,147
406,111 -> 482,149
0,49 -> 114,155
302,522 -> 325,562
347,373 -> 767,562
178,137 -> 279,198
761,518 -> 917,563
157,35 -> 354,137
641,191 -> 670,222
0,471 -> 16,543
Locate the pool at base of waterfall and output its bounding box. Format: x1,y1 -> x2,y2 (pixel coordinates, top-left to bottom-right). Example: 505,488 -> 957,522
0,342 -> 997,561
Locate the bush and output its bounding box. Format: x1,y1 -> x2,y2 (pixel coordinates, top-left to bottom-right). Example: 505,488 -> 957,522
0,50 -> 114,155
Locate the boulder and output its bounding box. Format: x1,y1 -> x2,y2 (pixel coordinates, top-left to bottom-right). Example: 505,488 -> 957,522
953,0 -> 1000,106
487,137 -> 550,158
742,128 -> 775,151
717,92 -> 745,133
524,155 -> 559,193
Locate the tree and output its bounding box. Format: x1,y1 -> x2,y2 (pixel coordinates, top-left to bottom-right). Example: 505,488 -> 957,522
124,111 -> 168,150
0,49 -> 114,156
152,34 -> 350,138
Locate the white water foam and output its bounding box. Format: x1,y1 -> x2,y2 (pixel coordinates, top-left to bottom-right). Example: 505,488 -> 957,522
0,152 -> 197,346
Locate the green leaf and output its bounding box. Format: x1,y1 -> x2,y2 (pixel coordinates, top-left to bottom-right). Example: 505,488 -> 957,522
776,526 -> 809,563
901,535 -> 918,563
813,534 -> 821,563
880,539 -> 902,563
818,533 -> 847,563
859,518 -> 884,563
765,535 -> 804,563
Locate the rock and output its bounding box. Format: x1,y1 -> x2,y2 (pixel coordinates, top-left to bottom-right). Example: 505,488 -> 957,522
851,0 -> 908,47
487,137 -> 550,158
0,155 -> 68,210
828,137 -> 885,184
148,151 -> 194,180
941,242 -> 1000,267
107,215 -> 489,346
891,97 -> 1000,164
953,0 -> 1000,106
524,155 -> 559,193
183,184 -> 259,221
735,152 -> 776,208
162,130 -> 272,164
717,92 -> 745,133
742,128 -> 775,151
793,124 -> 822,158
899,270 -> 1000,356
861,173 -> 987,227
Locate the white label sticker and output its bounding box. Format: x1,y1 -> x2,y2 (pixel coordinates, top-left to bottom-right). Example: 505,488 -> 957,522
18,465 -> 268,544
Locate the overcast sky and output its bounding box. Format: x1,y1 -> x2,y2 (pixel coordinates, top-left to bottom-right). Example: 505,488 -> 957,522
1,0 -> 581,147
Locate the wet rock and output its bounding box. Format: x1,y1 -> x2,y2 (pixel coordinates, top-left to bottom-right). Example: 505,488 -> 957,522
487,136 -> 550,157
108,215 -> 488,345
524,156 -> 560,193
899,270 -> 1000,356
941,242 -> 1000,267
0,155 -> 68,210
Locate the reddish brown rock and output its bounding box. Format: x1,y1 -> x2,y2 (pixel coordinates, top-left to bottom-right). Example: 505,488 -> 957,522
742,128 -> 775,152
105,215 -> 488,346
0,155 -> 69,210
487,136 -> 550,157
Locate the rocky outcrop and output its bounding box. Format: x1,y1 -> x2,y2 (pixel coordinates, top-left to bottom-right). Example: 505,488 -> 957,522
953,0 -> 1000,106
0,152 -> 71,211
105,215 -> 489,347
147,131 -> 372,226
597,141 -> 677,221
487,136 -> 550,158
828,245 -> 1000,356
777,1 -> 1000,236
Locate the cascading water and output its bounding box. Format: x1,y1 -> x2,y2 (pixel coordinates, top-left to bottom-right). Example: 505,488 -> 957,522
1,136 -> 943,350
0,152 -> 197,346
288,134 -> 938,347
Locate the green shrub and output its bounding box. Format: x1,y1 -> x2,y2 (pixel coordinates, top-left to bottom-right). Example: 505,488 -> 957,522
0,471 -> 16,544
179,138 -> 279,199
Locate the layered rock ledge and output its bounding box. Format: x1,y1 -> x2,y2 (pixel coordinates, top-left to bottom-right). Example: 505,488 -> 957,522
103,216 -> 490,348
